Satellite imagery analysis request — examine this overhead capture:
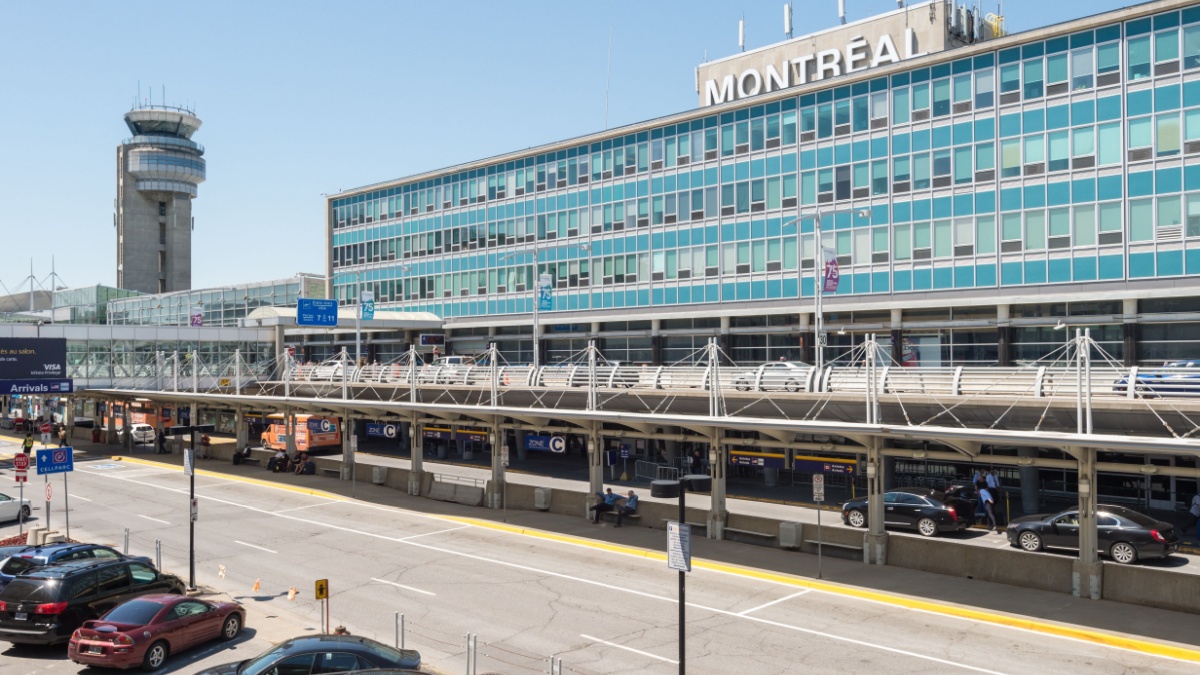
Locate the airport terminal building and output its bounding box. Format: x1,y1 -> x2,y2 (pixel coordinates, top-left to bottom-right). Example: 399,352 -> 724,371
327,0 -> 1200,369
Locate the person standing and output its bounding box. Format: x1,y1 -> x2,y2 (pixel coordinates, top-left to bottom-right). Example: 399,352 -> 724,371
1183,493 -> 1200,536
156,428 -> 167,454
985,468 -> 1001,491
979,486 -> 998,531
21,432 -> 35,457
57,426 -> 67,447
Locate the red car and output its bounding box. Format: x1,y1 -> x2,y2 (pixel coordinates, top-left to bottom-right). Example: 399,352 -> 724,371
68,594 -> 244,671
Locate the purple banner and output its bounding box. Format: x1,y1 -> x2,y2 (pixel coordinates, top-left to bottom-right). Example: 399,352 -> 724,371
822,246 -> 840,293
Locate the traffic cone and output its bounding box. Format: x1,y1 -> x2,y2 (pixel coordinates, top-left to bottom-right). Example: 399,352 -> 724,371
287,587 -> 298,601
252,579 -> 261,593
218,565 -> 226,579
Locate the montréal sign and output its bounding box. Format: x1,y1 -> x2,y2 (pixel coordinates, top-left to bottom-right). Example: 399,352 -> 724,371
702,28 -> 928,106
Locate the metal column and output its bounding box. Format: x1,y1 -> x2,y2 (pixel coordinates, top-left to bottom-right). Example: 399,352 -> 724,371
707,429 -> 727,539
864,437 -> 888,564
1073,446 -> 1103,599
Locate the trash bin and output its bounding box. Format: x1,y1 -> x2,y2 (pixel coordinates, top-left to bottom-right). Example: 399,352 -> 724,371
91,428 -> 101,443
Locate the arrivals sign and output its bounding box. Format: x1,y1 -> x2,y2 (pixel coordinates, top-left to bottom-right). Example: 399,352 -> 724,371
0,338 -> 66,380
702,28 -> 928,106
0,379 -> 72,395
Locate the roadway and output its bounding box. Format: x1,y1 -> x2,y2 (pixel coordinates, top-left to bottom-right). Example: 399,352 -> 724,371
1,448 -> 1198,673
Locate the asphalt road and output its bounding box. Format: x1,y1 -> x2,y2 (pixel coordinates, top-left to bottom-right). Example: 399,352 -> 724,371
1,453 -> 1198,675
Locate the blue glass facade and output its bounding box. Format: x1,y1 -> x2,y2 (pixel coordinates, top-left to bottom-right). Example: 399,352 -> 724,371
328,3 -> 1200,366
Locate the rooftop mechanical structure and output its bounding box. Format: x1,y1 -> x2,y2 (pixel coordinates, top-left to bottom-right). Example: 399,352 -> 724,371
116,104 -> 206,294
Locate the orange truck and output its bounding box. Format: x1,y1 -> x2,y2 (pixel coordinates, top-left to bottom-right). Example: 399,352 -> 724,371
260,414 -> 342,454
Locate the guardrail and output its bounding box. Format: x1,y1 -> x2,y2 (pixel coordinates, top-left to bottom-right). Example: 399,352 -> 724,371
282,362 -> 1200,400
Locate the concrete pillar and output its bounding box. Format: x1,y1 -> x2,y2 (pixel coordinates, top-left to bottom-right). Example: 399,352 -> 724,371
516,429 -> 529,461
1018,447 -> 1040,516
587,425 -> 604,496
409,414 -> 424,496
1073,447 -> 1103,600
865,437 -> 889,564
235,407 -> 248,450
121,401 -> 132,450
1122,298 -> 1138,368
996,304 -> 1011,367
763,467 -> 779,487
106,402 -> 118,444
799,313 -> 813,364
650,318 -> 662,366
457,431 -> 470,460
707,429 -> 727,539
663,438 -> 679,464
486,423 -> 504,508
342,413 -> 355,480
273,326 -> 285,368
285,408 -> 297,454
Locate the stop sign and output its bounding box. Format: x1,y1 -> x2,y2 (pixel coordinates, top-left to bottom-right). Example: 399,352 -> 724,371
12,454 -> 29,471
39,423 -> 51,434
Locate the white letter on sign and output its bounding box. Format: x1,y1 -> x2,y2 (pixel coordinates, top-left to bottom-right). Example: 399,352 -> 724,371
705,75 -> 735,106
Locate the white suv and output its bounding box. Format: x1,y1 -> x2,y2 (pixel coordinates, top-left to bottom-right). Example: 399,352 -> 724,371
126,423 -> 156,444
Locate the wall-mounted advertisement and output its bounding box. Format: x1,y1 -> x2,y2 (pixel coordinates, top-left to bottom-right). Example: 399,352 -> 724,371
0,338 -> 66,380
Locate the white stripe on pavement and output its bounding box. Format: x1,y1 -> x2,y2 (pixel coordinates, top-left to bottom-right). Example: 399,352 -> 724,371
370,577 -> 436,596
737,589 -> 811,616
234,540 -> 277,554
68,494 -> 92,501
138,515 -> 170,524
580,633 -> 678,664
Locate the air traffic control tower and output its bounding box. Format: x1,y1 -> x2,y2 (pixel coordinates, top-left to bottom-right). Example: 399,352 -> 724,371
116,105 -> 206,294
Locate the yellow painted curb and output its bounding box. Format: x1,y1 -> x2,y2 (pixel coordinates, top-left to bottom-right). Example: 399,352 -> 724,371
113,456 -> 350,502
109,456 -> 1200,663
442,514 -> 1200,664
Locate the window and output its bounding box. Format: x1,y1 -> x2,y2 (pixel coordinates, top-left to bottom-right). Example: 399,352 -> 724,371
872,160 -> 888,195
933,149 -> 952,178
934,220 -> 952,256
1048,130 -> 1069,171
893,156 -> 911,182
1073,126 -> 1094,158
1047,53 -> 1068,88
1129,35 -> 1152,80
1157,113 -> 1181,156
893,224 -> 912,260
975,68 -> 994,108
912,83 -> 930,113
953,74 -> 972,103
893,88 -> 910,124
1186,24 -> 1200,69
129,563 -> 157,585
954,218 -> 974,254
1074,205 -> 1096,245
1024,134 -> 1045,167
1130,198 -> 1154,241
870,92 -> 888,121
1071,48 -> 1094,90
954,146 -> 972,184
1000,64 -> 1021,94
1097,122 -> 1122,165
1098,41 -> 1121,75
1005,211 -> 1026,247
1156,28 -> 1180,63
913,153 -> 930,190
1159,195 -> 1183,230
1023,59 -> 1044,99
1189,193 -> 1200,236
158,201 -> 167,217
1129,117 -> 1153,149
1000,139 -> 1021,178
975,142 -> 995,171
1098,201 -> 1123,234
976,215 -> 996,253
932,78 -> 951,116
1025,211 -> 1046,250
1048,207 -> 1071,247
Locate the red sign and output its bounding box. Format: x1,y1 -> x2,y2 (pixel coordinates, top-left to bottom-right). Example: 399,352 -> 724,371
12,454 -> 29,471
14,470 -> 26,483
45,483 -> 52,501
39,423 -> 51,434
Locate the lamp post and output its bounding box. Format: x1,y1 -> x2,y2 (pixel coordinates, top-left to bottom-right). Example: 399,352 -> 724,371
499,243 -> 589,370
651,473 -> 712,675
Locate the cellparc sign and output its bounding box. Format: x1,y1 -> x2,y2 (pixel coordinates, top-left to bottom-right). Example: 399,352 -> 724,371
702,28 -> 928,106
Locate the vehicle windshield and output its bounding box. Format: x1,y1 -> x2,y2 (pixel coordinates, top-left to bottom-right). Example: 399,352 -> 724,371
103,599 -> 163,625
0,557 -> 38,576
0,578 -> 59,603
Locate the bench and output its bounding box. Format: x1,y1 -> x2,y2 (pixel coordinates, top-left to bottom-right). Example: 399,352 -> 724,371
320,468 -> 341,478
601,510 -> 641,524
802,539 -> 861,552
240,457 -> 263,466
724,527 -> 775,541
660,519 -> 708,531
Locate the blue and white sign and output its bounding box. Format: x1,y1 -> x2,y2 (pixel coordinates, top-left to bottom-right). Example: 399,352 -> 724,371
360,290 -> 375,321
366,422 -> 398,439
0,379 -> 73,395
297,298 -> 339,327
537,273 -> 553,311
525,434 -> 566,453
306,418 -> 337,433
619,443 -> 630,459
36,447 -> 74,475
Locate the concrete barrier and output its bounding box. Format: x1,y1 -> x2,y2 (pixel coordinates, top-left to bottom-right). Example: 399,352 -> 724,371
452,485 -> 485,507
1104,562 -> 1200,615
428,481 -> 456,502
797,523 -> 865,560
888,534 -> 1074,593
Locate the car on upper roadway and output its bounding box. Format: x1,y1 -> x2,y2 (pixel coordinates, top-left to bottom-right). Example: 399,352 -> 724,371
1112,360 -> 1200,397
732,361 -> 814,392
195,634 -> 421,675
0,558 -> 186,645
0,543 -> 153,592
68,594 -> 244,671
123,423 -> 156,444
0,492 -> 31,524
1005,504 -> 1179,564
841,487 -> 974,537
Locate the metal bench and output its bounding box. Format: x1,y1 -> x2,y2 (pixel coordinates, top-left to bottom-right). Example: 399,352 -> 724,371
320,467 -> 341,478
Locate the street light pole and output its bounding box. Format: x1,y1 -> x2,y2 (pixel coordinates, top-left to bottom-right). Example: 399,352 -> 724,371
813,212 -> 825,371
355,271 -> 362,366
532,248 -> 540,372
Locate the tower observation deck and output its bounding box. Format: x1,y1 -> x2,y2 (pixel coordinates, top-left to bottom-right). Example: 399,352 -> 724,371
116,104 -> 206,294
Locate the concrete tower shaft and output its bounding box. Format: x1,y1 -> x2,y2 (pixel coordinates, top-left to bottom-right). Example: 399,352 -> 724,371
116,104 -> 206,294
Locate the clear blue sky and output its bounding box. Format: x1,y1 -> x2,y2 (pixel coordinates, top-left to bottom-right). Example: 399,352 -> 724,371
0,0 -> 1132,292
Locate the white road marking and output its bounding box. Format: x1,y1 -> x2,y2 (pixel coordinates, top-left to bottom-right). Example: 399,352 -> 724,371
399,525 -> 470,541
370,577 -> 436,596
91,468 -> 1189,668
234,540 -> 277,554
68,494 -> 93,502
580,633 -> 678,664
138,515 -> 170,524
273,501 -> 341,514
737,590 -> 811,616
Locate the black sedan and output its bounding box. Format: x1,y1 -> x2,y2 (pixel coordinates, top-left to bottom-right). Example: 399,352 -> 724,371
196,634 -> 420,675
841,487 -> 973,537
1005,505 -> 1179,564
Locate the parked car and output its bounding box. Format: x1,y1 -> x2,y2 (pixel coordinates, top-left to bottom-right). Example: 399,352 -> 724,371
1113,360 -> 1200,397
732,361 -> 814,392
0,558 -> 186,644
841,487 -> 974,537
1005,505 -> 1179,564
68,594 -> 244,671
196,634 -> 421,675
123,423 -> 156,444
0,543 -> 152,592
0,492 -> 31,524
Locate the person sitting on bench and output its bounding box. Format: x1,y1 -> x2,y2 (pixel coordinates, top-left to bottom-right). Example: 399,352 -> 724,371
268,449 -> 287,472
614,489 -> 639,527
294,453 -> 316,475
589,487 -> 622,523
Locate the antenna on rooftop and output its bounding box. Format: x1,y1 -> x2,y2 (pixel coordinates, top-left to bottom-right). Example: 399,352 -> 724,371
739,15 -> 745,51
785,2 -> 793,38
839,0 -> 847,25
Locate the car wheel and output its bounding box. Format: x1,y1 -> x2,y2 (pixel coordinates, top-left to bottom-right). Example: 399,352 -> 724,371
1018,531 -> 1043,552
917,517 -> 939,537
734,380 -> 749,392
19,505 -> 30,519
785,379 -> 801,393
1110,541 -> 1139,565
141,641 -> 169,672
221,614 -> 242,641
846,509 -> 866,528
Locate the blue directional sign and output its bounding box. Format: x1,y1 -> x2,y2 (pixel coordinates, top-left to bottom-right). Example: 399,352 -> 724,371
297,298 -> 339,327
36,447 -> 74,475
366,423 -> 398,438
524,434 -> 565,453
0,379 -> 73,395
